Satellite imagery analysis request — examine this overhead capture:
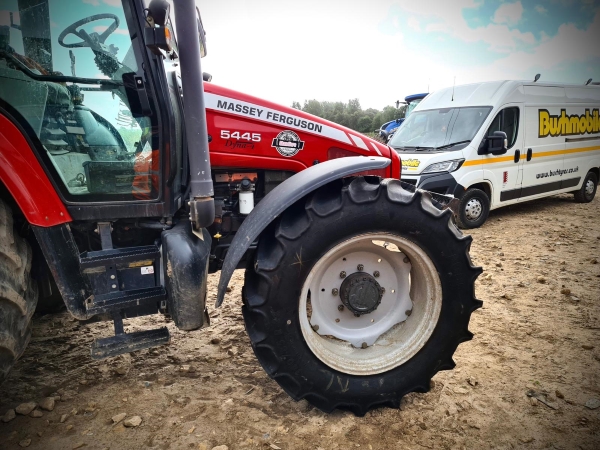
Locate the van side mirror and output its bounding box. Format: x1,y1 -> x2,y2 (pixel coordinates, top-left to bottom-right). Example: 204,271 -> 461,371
479,131 -> 507,155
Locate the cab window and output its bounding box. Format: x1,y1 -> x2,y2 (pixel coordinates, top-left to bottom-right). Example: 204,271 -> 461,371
486,107 -> 519,149
0,0 -> 158,201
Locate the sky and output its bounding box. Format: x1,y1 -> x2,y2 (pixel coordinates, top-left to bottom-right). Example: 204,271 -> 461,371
199,0 -> 600,110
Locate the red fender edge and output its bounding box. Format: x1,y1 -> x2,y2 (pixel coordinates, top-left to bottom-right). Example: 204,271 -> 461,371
0,114 -> 71,226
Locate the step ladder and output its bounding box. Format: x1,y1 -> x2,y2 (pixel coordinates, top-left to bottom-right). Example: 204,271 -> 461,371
80,222 -> 170,359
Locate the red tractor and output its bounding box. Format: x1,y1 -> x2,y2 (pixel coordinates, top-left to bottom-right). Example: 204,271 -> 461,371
0,0 -> 480,415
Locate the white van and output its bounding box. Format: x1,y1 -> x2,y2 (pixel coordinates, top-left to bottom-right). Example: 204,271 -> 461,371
389,80 -> 600,228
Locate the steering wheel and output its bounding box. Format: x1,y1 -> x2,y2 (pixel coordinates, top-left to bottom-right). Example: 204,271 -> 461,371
58,14 -> 120,49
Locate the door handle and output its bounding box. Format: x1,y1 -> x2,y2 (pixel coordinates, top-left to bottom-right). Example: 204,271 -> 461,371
514,150 -> 520,163
527,148 -> 532,161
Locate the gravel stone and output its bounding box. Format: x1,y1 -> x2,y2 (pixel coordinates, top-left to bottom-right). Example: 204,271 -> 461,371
15,402 -> 37,415
584,398 -> 600,409
123,415 -> 142,427
111,413 -> 126,424
2,409 -> 16,422
39,397 -> 55,411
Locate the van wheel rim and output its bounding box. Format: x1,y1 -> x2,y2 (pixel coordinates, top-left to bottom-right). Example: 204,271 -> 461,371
585,179 -> 595,196
465,198 -> 483,221
299,233 -> 442,376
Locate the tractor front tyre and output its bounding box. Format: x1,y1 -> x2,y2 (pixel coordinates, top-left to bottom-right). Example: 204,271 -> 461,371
0,199 -> 37,384
243,177 -> 482,416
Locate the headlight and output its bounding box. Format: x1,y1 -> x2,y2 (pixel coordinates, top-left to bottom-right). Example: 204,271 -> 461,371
421,159 -> 464,174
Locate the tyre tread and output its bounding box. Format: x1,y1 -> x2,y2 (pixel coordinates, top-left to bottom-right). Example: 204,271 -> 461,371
0,199 -> 37,384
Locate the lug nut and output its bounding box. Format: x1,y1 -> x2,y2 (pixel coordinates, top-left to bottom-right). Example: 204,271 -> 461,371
361,342 -> 368,349
338,304 -> 344,312
373,271 -> 380,278
403,256 -> 410,264
340,271 -> 346,278
332,288 -> 339,296
381,287 -> 386,294
357,264 -> 364,271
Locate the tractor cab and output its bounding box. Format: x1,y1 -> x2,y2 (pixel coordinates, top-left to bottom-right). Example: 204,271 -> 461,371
0,0 -> 161,203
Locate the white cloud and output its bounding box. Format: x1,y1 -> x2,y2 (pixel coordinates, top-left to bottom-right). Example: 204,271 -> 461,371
407,16 -> 421,32
492,1 -> 523,26
102,0 -> 122,7
387,0 -> 533,53
82,0 -> 100,6
451,9 -> 600,85
535,5 -> 548,14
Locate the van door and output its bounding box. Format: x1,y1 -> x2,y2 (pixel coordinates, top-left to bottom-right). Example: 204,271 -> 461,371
481,105 -> 524,205
519,105 -> 567,200
519,87 -> 567,201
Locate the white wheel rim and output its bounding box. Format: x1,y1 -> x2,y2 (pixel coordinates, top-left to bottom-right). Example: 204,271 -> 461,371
465,198 -> 483,221
585,179 -> 595,196
299,233 -> 443,376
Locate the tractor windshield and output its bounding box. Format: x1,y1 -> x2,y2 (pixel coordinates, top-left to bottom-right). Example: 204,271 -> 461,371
0,0 -> 159,201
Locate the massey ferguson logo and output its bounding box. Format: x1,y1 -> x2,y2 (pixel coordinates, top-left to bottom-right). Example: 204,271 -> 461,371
272,130 -> 304,157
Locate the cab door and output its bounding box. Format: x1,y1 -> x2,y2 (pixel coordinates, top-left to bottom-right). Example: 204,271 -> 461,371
481,105 -> 524,205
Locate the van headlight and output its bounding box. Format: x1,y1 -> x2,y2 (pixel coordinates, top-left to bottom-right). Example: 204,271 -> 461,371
421,159 -> 464,174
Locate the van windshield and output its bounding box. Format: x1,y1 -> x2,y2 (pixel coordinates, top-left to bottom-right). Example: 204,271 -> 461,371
389,106 -> 492,151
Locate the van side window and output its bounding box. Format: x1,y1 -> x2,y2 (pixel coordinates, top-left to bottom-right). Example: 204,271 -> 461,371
486,107 -> 519,149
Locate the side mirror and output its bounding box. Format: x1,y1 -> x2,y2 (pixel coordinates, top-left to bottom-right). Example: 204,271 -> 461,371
196,7 -> 207,57
479,130 -> 507,155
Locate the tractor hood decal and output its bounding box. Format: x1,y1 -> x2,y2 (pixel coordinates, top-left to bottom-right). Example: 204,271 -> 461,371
205,93 -> 352,145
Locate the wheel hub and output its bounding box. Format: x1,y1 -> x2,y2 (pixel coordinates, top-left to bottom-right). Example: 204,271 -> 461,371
585,179 -> 594,196
340,272 -> 383,315
465,198 -> 482,221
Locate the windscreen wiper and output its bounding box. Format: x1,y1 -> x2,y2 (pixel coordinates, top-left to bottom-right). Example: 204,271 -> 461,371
0,50 -> 123,86
395,146 -> 435,151
435,140 -> 471,151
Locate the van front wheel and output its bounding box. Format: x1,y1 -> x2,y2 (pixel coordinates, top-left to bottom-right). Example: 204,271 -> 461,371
574,171 -> 598,203
455,188 -> 490,229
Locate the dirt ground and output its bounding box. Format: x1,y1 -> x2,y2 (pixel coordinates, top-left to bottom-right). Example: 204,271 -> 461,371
0,193 -> 599,450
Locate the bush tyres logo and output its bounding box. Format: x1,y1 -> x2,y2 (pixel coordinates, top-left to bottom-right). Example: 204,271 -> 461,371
272,130 -> 304,157
402,159 -> 421,170
539,109 -> 600,138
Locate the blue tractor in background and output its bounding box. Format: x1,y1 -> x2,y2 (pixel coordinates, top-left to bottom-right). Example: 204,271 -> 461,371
377,92 -> 428,143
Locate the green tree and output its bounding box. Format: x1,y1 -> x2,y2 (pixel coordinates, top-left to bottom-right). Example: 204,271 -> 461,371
289,98 -> 405,134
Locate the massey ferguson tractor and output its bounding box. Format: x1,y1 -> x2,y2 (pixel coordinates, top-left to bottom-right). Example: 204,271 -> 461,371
0,0 -> 481,415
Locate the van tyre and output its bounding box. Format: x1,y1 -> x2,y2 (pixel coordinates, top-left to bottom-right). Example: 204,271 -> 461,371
243,177 -> 482,416
574,171 -> 597,203
455,188 -> 490,229
0,199 -> 38,384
